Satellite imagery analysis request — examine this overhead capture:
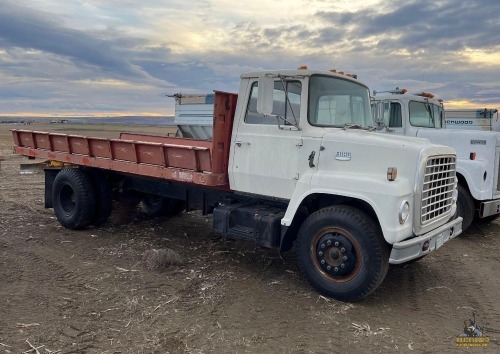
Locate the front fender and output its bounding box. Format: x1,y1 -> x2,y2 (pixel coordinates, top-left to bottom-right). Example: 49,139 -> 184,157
282,170 -> 415,244
456,159 -> 492,200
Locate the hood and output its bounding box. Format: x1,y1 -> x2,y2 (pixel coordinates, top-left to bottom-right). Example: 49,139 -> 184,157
318,129 -> 456,180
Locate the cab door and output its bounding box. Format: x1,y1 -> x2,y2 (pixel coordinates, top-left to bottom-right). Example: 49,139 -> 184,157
230,79 -> 303,199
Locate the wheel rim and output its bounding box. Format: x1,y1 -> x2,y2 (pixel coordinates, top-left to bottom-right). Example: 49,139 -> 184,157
59,183 -> 76,216
310,227 -> 362,283
146,195 -> 162,206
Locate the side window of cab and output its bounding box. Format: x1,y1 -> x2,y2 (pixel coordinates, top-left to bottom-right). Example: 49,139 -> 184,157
245,80 -> 301,125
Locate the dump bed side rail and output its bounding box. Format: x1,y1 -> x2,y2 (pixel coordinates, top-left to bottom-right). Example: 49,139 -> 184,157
12,130 -> 226,186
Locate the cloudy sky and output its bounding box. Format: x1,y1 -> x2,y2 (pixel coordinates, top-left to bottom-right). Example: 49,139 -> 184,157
0,0 -> 499,117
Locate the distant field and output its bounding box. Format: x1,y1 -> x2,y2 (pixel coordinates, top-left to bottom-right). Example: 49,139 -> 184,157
1,122 -> 178,140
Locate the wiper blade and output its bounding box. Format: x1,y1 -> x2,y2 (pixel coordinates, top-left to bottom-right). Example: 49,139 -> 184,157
343,123 -> 367,130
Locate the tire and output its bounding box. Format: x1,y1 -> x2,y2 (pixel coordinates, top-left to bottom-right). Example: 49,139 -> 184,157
52,168 -> 96,230
296,206 -> 390,302
91,174 -> 113,226
141,194 -> 185,217
457,185 -> 474,232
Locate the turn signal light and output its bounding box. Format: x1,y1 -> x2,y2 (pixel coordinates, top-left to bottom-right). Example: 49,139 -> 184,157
470,152 -> 476,160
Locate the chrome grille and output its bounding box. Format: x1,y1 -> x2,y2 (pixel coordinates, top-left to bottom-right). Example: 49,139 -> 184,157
421,156 -> 456,224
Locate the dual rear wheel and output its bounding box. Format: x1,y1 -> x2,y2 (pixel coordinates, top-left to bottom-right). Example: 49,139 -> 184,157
52,168 -> 183,230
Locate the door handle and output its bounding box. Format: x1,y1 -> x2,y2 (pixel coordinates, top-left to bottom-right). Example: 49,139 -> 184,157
234,141 -> 250,147
308,151 -> 316,168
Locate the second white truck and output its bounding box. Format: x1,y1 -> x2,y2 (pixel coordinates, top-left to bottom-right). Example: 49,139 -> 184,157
373,89 -> 500,230
445,108 -> 500,131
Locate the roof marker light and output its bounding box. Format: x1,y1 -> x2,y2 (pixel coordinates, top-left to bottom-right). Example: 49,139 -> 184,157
297,65 -> 308,70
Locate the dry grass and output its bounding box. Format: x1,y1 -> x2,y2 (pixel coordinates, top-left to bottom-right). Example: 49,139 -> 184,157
142,248 -> 183,269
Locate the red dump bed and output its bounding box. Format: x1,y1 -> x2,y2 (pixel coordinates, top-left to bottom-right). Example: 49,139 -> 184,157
12,91 -> 237,188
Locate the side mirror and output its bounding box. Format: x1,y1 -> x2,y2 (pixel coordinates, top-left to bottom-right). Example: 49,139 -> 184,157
373,101 -> 387,127
257,75 -> 274,116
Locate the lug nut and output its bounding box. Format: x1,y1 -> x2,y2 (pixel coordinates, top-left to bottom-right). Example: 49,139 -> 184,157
341,263 -> 345,268
320,244 -> 325,249
340,247 -> 345,252
327,240 -> 331,246
343,256 -> 347,261
334,241 -> 339,246
320,260 -> 325,265
334,267 -> 339,272
327,265 -> 331,270
318,251 -> 323,256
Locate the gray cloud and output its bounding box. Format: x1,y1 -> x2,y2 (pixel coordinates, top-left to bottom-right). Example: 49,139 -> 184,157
0,1 -> 155,82
316,0 -> 500,52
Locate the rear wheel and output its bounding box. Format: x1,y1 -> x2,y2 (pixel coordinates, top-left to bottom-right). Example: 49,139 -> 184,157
91,173 -> 113,226
296,206 -> 389,302
457,185 -> 474,231
52,168 -> 96,230
141,194 -> 185,217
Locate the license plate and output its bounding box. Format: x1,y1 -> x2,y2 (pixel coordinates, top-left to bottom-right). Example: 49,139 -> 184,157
436,232 -> 445,249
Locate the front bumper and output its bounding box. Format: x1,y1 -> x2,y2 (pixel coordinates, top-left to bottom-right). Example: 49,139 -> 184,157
479,199 -> 500,218
389,217 -> 462,264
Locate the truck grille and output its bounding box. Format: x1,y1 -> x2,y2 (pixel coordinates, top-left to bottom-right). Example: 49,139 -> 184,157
421,156 -> 456,224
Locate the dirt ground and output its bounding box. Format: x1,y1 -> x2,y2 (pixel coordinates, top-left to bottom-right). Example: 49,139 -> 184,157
0,123 -> 499,353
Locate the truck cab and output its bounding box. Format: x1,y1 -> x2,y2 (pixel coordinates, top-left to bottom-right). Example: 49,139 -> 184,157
372,89 -> 500,230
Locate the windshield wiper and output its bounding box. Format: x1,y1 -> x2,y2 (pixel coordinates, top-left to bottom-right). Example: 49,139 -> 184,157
342,123 -> 377,131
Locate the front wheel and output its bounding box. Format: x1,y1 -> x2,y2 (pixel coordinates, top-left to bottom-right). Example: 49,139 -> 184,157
457,185 -> 474,232
296,206 -> 389,302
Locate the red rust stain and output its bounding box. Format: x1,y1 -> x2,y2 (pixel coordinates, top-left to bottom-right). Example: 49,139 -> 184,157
82,157 -> 90,165
48,152 -> 56,159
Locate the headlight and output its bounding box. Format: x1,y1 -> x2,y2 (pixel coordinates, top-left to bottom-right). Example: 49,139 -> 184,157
399,200 -> 410,224
452,177 -> 458,203
452,187 -> 458,203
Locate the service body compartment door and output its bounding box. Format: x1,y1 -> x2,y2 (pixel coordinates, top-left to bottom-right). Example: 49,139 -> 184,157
230,79 -> 303,199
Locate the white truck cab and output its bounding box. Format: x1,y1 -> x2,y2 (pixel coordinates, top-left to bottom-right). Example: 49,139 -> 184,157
373,89 -> 500,230
224,70 -> 462,300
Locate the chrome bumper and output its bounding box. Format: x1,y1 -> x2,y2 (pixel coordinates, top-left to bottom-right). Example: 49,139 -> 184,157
389,217 -> 462,264
479,199 -> 500,218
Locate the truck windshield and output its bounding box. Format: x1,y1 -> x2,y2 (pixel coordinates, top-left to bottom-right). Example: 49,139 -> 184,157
308,75 -> 372,128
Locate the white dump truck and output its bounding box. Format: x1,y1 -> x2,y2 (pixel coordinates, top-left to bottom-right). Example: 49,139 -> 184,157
372,89 -> 500,231
445,108 -> 500,131
13,69 -> 462,301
